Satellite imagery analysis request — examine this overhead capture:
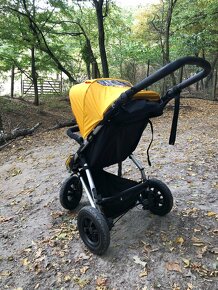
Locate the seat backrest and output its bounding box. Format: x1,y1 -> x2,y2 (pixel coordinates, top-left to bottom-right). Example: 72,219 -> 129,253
83,99 -> 163,168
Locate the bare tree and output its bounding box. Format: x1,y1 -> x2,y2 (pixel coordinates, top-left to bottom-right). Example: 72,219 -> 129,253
151,0 -> 178,88
151,0 -> 177,65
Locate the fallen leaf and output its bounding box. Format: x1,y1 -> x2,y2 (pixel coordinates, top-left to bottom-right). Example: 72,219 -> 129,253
21,258 -> 30,266
196,246 -> 208,258
182,207 -> 199,216
75,252 -> 90,262
11,168 -> 22,176
172,283 -> 180,290
193,243 -> 205,247
182,258 -> 190,268
64,275 -> 71,282
133,255 -> 147,267
141,241 -> 152,254
50,211 -> 64,218
56,233 -> 67,240
191,236 -> 204,245
175,236 -> 185,245
73,276 -> 90,288
96,277 -> 107,286
209,247 -> 218,254
193,228 -> 201,233
207,211 -> 217,217
80,266 -> 89,274
0,216 -> 14,223
139,269 -> 148,277
0,271 -> 12,277
35,248 -> 42,258
186,283 -> 193,290
166,262 -> 182,272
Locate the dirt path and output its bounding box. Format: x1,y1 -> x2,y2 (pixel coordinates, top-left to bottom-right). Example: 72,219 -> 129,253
0,99 -> 218,290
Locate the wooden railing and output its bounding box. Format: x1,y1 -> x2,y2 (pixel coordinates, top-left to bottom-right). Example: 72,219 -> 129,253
21,79 -> 62,96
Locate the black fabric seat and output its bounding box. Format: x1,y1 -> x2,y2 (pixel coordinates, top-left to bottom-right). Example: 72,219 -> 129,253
84,99 -> 163,168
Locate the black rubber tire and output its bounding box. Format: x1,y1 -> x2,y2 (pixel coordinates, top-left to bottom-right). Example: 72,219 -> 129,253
148,178 -> 173,216
77,206 -> 110,255
59,175 -> 82,210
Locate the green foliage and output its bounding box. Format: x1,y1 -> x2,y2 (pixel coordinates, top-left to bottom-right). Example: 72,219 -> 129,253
0,0 -> 217,84
172,0 -> 218,57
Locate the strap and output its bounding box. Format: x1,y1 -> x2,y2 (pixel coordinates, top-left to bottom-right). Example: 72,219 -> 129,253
169,93 -> 180,145
147,120 -> 154,166
118,162 -> 122,177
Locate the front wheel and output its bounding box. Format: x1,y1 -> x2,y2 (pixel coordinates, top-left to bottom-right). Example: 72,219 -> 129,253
77,206 -> 110,255
147,179 -> 173,216
59,175 -> 82,210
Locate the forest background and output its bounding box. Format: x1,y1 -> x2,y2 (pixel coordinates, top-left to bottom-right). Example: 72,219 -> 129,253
0,0 -> 217,137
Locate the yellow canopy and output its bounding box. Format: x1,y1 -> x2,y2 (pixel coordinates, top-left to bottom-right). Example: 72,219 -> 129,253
69,78 -> 160,139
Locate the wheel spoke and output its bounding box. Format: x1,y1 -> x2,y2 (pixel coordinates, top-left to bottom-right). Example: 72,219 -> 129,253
82,219 -> 99,243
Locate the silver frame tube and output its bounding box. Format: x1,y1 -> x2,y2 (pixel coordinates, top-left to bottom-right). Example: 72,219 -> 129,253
85,166 -> 96,197
80,176 -> 96,208
79,165 -> 98,209
129,154 -> 146,181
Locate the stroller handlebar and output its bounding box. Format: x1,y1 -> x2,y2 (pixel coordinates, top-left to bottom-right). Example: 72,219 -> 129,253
117,56 -> 211,104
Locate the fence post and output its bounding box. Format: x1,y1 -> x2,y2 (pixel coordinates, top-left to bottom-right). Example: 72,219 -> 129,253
60,72 -> 63,94
40,80 -> 43,96
21,73 -> 23,97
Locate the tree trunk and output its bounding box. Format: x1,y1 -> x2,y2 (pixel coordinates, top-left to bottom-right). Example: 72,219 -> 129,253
92,62 -> 100,78
212,69 -> 217,100
164,0 -> 177,85
0,123 -> 41,146
81,34 -> 100,79
0,114 -> 4,133
93,0 -> 109,77
146,59 -> 150,77
179,66 -> 183,83
11,65 -> 15,98
205,52 -> 218,89
31,46 -> 39,106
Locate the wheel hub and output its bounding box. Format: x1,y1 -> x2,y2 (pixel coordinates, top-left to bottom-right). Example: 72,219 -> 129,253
83,218 -> 99,245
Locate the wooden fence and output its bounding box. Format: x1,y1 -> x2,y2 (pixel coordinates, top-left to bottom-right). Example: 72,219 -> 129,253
21,79 -> 62,96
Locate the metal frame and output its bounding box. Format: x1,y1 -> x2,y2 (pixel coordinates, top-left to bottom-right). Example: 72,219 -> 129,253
79,175 -> 96,208
78,154 -> 149,210
68,56 -> 211,213
129,154 -> 146,181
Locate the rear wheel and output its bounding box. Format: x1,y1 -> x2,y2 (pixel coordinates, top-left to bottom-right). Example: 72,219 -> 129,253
60,175 -> 82,210
147,179 -> 173,216
77,206 -> 110,255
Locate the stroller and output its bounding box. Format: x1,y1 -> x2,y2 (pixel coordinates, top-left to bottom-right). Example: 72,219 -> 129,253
60,57 -> 211,255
